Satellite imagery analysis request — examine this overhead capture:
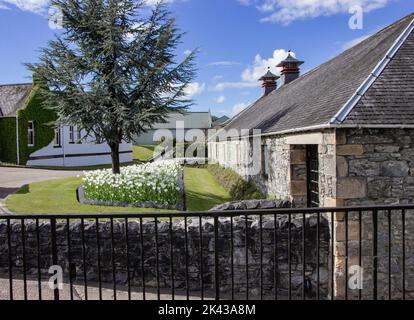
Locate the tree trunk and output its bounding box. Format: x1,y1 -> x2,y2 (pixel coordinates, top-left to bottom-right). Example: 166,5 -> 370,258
109,142 -> 121,174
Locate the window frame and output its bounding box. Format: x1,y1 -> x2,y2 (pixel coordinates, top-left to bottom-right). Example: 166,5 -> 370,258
261,144 -> 269,178
53,126 -> 62,148
77,127 -> 82,144
69,126 -> 75,144
27,121 -> 35,147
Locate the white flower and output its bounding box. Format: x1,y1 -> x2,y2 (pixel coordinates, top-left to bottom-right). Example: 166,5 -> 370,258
81,160 -> 182,205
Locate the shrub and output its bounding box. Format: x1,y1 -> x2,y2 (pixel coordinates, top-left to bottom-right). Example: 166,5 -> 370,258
207,164 -> 264,200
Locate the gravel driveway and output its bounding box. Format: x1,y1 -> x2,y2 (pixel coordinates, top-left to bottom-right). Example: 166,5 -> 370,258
0,167 -> 81,212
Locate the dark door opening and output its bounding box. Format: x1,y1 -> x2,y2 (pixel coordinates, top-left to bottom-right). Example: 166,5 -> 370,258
306,145 -> 320,208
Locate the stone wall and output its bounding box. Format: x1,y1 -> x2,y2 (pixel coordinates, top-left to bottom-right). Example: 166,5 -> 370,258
336,128 -> 414,206
333,128 -> 414,299
208,130 -> 337,208
0,216 -> 330,299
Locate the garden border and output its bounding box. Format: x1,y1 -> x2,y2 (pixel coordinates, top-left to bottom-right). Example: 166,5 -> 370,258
76,168 -> 186,211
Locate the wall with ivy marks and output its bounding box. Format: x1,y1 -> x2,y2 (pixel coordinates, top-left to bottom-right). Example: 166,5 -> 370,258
0,85 -> 56,165
0,117 -> 17,163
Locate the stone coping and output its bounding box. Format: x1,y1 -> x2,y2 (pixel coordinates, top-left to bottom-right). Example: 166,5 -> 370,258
210,199 -> 293,211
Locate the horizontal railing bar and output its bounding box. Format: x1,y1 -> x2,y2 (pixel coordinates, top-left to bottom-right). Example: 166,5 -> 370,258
0,204 -> 413,220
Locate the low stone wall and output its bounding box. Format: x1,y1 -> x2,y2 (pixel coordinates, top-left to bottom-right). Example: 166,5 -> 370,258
209,199 -> 293,211
0,215 -> 330,299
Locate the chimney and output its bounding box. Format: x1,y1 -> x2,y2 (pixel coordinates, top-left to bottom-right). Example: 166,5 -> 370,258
259,67 -> 279,96
277,51 -> 304,86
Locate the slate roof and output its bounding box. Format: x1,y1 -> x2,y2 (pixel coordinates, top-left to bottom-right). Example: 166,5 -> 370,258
344,25 -> 414,125
0,83 -> 33,117
222,13 -> 414,138
148,112 -> 212,129
213,116 -> 230,126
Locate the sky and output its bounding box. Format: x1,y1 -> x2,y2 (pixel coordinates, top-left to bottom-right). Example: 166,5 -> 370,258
0,1 -> 413,118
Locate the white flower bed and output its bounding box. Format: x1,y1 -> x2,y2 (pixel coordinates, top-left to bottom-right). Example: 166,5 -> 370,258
82,160 -> 182,206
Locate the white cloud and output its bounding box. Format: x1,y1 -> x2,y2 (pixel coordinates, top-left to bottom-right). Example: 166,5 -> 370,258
214,95 -> 226,104
241,48 -> 290,82
212,75 -> 224,82
211,49 -> 291,92
0,0 -> 49,13
184,82 -> 205,98
238,0 -> 391,25
184,49 -> 192,56
144,0 -> 175,6
232,102 -> 251,116
211,81 -> 259,92
237,0 -> 252,5
208,61 -> 241,67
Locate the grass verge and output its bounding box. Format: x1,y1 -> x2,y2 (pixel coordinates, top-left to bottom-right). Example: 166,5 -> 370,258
206,164 -> 264,200
133,145 -> 157,161
6,167 -> 231,214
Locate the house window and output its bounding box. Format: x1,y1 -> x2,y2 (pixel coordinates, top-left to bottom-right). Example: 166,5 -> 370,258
77,127 -> 82,144
54,127 -> 61,147
69,126 -> 75,144
27,121 -> 35,147
261,144 -> 269,178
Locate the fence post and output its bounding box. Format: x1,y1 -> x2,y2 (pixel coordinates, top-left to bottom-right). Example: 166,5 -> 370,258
214,216 -> 220,300
372,209 -> 378,300
50,218 -> 60,301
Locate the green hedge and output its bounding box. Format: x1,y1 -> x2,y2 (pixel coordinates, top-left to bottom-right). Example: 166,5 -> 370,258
0,117 -> 17,163
17,86 -> 56,164
207,164 -> 264,200
0,85 -> 56,165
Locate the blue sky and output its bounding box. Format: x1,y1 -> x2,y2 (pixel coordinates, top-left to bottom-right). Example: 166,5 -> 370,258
0,0 -> 413,117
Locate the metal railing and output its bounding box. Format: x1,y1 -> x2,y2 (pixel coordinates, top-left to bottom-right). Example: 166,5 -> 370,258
0,204 -> 412,300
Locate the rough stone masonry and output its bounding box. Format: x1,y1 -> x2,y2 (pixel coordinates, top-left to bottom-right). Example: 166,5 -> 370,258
0,213 -> 330,300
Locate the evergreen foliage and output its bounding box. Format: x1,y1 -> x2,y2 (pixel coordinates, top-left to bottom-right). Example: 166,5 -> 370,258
0,117 -> 17,163
26,0 -> 196,173
17,86 -> 57,164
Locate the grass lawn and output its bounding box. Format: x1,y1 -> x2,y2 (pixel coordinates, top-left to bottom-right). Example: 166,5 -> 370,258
184,167 -> 231,211
133,145 -> 157,161
6,167 -> 231,214
0,162 -> 138,171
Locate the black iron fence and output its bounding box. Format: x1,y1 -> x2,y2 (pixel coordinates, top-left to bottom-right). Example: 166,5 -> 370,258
0,204 -> 413,300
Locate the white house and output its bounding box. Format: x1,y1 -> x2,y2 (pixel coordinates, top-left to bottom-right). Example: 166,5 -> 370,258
133,111 -> 212,145
0,83 -> 133,167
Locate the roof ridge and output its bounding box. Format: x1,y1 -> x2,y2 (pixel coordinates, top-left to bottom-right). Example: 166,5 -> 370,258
0,82 -> 33,87
215,94 -> 266,134
330,13 -> 414,124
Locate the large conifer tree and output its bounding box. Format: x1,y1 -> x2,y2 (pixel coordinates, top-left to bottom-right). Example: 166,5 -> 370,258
27,0 -> 196,173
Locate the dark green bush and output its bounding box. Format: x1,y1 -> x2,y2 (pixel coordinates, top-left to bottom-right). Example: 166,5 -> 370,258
207,164 -> 264,200
0,84 -> 56,165
0,117 -> 17,163
18,85 -> 57,164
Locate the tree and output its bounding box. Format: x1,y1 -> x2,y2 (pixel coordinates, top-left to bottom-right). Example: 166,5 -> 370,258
27,0 -> 196,173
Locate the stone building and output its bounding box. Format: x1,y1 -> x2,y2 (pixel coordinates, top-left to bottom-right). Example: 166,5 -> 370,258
208,14 -> 414,299
208,13 -> 414,209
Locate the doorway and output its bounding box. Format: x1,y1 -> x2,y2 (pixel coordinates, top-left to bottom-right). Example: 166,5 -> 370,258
306,145 -> 320,207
